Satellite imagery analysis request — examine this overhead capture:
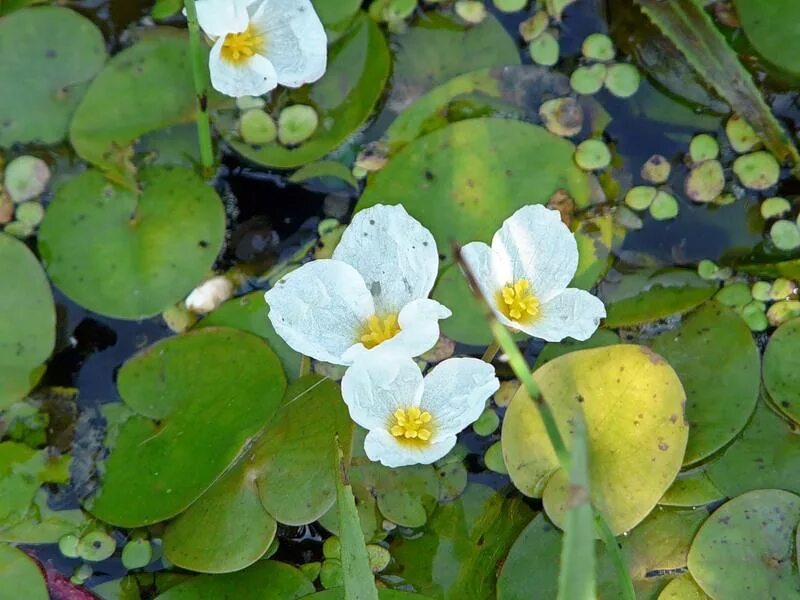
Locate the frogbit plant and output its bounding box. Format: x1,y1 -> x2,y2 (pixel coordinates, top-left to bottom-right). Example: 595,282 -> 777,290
341,351 -> 499,467
193,0 -> 327,97
461,204 -> 606,341
265,204 -> 451,365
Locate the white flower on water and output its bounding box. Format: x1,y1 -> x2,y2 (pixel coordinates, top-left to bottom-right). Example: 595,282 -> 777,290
194,0 -> 327,98
342,352 -> 499,467
461,204 -> 606,342
265,204 -> 451,365
185,275 -> 234,314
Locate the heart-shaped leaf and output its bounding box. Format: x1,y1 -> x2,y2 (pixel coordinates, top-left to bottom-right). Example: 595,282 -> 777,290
502,345 -> 688,534
88,328 -> 286,527
38,167 -> 225,320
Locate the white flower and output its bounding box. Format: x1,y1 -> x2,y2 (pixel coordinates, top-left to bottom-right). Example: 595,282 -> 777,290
185,275 -> 234,314
461,204 -> 606,342
265,204 -> 451,365
342,352 -> 499,467
194,0 -> 327,98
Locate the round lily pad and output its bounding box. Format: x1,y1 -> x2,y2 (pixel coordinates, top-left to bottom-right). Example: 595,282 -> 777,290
659,467 -> 724,508
658,574 -> 709,600
0,544 -> 47,600
0,7 -> 106,147
687,489 -> 800,598
763,318 -> 800,424
734,0 -> 800,77
733,151 -> 780,190
358,117 -> 593,344
88,328 -> 287,527
154,561 -> 314,600
0,234 -> 54,409
38,167 -> 225,320
651,302 -> 760,465
69,31 -> 204,184
218,14 -> 390,170
502,345 -> 688,534
685,160 -> 725,203
706,400 -> 800,497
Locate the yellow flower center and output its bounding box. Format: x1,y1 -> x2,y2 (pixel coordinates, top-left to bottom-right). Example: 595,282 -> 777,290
221,24 -> 265,64
497,279 -> 540,323
360,313 -> 401,349
389,407 -> 433,444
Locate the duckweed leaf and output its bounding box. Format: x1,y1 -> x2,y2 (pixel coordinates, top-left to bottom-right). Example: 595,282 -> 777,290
651,302 -> 760,465
0,544 -> 47,600
38,168 -> 224,320
0,233 -> 55,409
734,0 -> 800,78
0,7 -> 106,147
69,31 -> 205,184
389,484 -> 534,599
218,14 -> 390,170
198,292 -> 301,381
89,328 -> 286,527
154,561 -> 314,600
601,268 -> 718,328
706,400 -> 800,497
387,12 -> 519,113
687,489 -> 800,599
763,317 -> 800,424
358,117 -> 593,344
502,345 -> 688,535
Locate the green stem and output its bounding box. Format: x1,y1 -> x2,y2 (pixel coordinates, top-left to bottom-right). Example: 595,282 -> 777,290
183,0 -> 215,174
453,245 -> 570,471
595,513 -> 636,600
481,341 -> 500,363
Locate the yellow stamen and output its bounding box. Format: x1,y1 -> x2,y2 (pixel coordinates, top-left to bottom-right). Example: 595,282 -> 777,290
220,24 -> 265,64
496,278 -> 540,324
360,313 -> 400,349
389,407 -> 434,446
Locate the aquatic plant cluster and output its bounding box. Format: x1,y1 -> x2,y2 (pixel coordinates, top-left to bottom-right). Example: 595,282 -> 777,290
3,0 -> 800,598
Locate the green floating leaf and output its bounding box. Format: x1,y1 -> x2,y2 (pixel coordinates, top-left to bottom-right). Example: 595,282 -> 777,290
557,413 -> 595,600
336,443 -> 379,600
163,376 -> 353,573
0,490 -> 86,544
387,12 -> 519,112
389,484 -> 535,599
503,345 -> 688,534
0,544 -> 47,600
651,302 -> 760,465
659,467 -> 724,508
70,30 -> 208,183
288,160 -> 359,192
734,0 -> 800,77
0,7 -> 106,147
637,0 -> 800,171
38,168 -> 225,320
0,233 -> 55,409
763,317 -> 800,424
306,591 -> 430,600
687,489 -> 800,598
534,329 -> 620,369
154,561 -> 315,600
89,328 -> 287,527
658,573 -> 709,600
312,0 -> 362,42
601,268 -> 718,329
198,292 -> 302,381
706,400 -> 800,497
217,14 -> 389,170
358,117 -> 593,345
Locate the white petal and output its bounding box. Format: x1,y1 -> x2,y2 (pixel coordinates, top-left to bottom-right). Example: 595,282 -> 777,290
264,259 -> 374,364
251,0 -> 327,88
459,241 -> 516,329
363,430 -> 457,468
333,205 -> 441,314
195,0 -> 257,37
491,205 -> 578,303
341,353 -> 424,431
520,288 -> 606,342
209,38 -> 278,98
341,299 -> 451,364
420,358 -> 499,436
